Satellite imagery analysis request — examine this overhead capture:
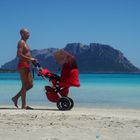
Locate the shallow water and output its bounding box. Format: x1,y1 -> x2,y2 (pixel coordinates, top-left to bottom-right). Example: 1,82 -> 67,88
0,72 -> 140,109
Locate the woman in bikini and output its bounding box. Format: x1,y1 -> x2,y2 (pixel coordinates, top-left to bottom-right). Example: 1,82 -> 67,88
12,28 -> 36,109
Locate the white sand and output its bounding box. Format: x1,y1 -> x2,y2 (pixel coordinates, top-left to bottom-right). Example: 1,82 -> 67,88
0,106 -> 140,140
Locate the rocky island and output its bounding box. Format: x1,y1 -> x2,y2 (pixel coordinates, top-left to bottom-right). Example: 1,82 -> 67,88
1,43 -> 139,73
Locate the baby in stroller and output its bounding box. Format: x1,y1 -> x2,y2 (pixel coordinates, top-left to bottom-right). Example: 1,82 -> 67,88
33,49 -> 80,110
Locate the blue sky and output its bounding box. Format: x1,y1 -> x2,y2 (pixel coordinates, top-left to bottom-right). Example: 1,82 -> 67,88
0,0 -> 140,68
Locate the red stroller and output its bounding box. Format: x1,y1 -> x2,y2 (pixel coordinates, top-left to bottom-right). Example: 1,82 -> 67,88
32,60 -> 80,110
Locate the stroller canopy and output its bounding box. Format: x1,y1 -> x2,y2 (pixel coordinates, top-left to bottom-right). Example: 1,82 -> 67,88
60,57 -> 80,88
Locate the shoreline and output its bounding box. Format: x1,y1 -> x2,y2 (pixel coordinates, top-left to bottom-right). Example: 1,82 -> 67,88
0,106 -> 140,140
1,102 -> 140,110
1,102 -> 140,111
1,70 -> 140,74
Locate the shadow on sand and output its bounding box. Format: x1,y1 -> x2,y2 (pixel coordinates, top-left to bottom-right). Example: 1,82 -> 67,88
0,107 -> 59,111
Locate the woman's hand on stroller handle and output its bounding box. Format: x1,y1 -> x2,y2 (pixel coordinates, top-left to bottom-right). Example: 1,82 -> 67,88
31,57 -> 37,62
32,60 -> 42,69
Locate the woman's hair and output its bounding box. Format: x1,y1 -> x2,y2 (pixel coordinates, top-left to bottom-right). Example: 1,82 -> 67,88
20,28 -> 29,35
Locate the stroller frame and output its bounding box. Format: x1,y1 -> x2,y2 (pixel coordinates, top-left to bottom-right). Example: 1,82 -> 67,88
32,62 -> 74,110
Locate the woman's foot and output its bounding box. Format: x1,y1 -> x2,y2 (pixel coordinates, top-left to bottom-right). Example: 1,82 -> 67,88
22,106 -> 33,110
11,97 -> 18,108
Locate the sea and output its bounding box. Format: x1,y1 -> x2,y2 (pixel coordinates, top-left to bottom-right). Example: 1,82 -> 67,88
0,72 -> 140,109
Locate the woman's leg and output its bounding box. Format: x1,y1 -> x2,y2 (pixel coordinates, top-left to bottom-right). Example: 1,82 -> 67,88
12,68 -> 32,108
11,69 -> 26,108
20,68 -> 33,109
26,70 -> 33,91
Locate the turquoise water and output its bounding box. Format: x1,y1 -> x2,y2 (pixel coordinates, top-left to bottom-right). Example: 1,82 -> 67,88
0,72 -> 140,109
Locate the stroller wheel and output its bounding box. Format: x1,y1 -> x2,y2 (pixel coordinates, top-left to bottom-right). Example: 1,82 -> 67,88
68,97 -> 74,110
57,97 -> 71,111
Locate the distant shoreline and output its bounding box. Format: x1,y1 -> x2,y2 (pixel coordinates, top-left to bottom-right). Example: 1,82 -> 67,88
0,69 -> 16,73
0,69 -> 140,74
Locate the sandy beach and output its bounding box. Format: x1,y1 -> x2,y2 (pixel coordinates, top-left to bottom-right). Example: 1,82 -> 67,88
0,106 -> 140,140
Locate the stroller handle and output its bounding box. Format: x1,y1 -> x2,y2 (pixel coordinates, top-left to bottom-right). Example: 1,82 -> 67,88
32,61 -> 42,70
32,61 -> 60,81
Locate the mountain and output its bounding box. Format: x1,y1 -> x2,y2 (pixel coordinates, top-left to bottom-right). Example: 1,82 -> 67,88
1,43 -> 140,73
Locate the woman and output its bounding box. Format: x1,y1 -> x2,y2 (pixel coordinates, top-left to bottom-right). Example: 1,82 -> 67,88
12,28 -> 36,109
